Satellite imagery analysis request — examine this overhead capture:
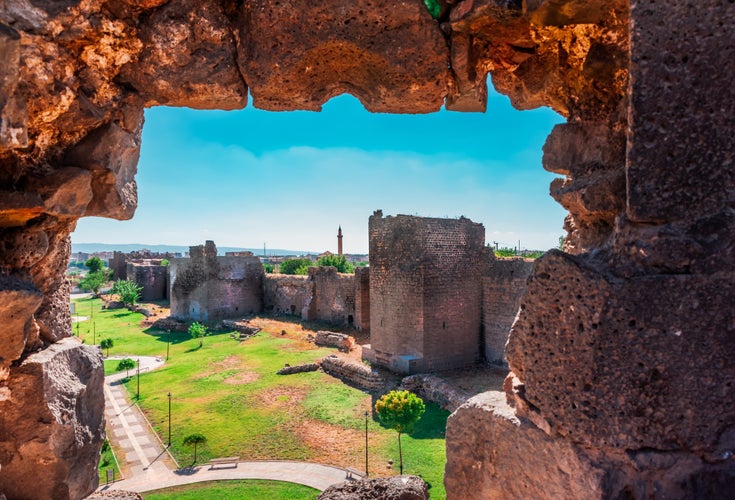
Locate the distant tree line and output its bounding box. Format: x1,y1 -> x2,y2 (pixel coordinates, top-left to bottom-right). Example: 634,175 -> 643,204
272,254 -> 356,275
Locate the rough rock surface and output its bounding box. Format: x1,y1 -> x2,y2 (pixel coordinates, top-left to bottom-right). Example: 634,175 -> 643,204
446,392 -> 735,500
85,491 -> 143,500
239,0 -> 449,113
318,475 -> 429,500
0,338 -> 105,500
506,251 -> 735,451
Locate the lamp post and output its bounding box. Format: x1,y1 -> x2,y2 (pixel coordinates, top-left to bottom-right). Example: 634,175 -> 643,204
167,392 -> 172,447
365,410 -> 369,477
136,359 -> 140,400
166,330 -> 171,360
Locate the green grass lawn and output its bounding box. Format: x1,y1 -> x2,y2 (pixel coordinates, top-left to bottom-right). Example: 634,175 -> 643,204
143,479 -> 318,499
74,297 -> 448,498
98,440 -> 121,485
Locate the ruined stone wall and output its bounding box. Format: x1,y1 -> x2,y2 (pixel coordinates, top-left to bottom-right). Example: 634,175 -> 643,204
353,266 -> 370,331
366,211 -> 485,374
170,242 -> 264,321
263,274 -> 312,317
306,266 -> 355,326
109,251 -> 127,280
320,354 -> 386,392
263,269 -> 357,325
481,256 -> 534,365
127,262 -> 168,301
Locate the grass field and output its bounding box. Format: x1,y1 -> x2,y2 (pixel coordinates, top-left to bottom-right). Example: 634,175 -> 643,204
143,479 -> 319,499
74,297 -> 449,498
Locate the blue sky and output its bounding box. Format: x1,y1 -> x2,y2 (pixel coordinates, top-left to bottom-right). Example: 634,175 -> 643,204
72,88 -> 566,254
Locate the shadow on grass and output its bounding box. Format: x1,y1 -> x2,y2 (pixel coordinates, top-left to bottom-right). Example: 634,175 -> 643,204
142,328 -> 192,345
409,403 -> 449,440
373,402 -> 449,441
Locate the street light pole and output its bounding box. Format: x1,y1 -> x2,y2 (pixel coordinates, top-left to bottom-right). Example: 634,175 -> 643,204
365,410 -> 369,477
167,392 -> 172,447
166,330 -> 171,360
136,359 -> 140,400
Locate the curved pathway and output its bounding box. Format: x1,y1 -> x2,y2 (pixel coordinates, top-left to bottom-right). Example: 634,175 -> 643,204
98,356 -> 356,494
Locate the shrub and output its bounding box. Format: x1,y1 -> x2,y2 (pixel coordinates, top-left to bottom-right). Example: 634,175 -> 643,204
279,258 -> 311,275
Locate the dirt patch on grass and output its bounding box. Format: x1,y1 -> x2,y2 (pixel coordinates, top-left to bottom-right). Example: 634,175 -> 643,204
223,371 -> 260,385
258,386 -> 308,409
213,355 -> 242,370
297,418 -> 393,473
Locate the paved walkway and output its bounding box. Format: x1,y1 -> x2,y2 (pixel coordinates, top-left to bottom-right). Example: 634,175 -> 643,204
98,356 -> 355,494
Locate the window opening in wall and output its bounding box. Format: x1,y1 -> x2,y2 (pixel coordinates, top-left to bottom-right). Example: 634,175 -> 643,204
72,88 -> 565,261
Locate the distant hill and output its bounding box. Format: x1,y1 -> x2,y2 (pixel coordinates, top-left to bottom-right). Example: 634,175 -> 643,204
71,243 -> 316,256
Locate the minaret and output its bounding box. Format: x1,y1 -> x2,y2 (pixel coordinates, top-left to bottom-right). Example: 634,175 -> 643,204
337,226 -> 343,256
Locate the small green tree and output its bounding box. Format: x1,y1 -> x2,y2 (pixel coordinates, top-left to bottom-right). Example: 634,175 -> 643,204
188,322 -> 209,348
182,433 -> 207,464
117,358 -> 136,377
316,254 -> 354,273
85,256 -> 104,273
423,0 -> 441,19
375,390 -> 426,475
279,258 -> 311,275
112,279 -> 143,307
262,262 -> 275,273
78,270 -> 107,295
100,338 -> 113,357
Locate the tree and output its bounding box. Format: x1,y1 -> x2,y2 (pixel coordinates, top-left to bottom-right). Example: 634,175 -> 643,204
374,390 -> 426,475
262,262 -> 275,274
182,433 -> 207,464
85,256 -> 104,273
100,338 -> 113,357
78,270 -> 107,295
279,258 -> 311,275
160,258 -> 170,267
117,358 -> 136,377
423,0 -> 441,18
112,279 -> 143,307
188,322 -> 209,348
317,254 -> 354,273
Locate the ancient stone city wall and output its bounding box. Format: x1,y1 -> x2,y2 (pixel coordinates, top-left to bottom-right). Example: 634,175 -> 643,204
169,242 -> 264,321
481,257 -> 534,365
126,261 -> 168,301
263,273 -> 312,317
353,266 -> 370,331
305,266 -> 356,326
366,212 -> 486,374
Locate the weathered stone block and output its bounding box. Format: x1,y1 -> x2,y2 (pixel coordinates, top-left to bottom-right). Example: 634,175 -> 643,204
63,122 -> 141,220
238,0 -> 449,113
507,250 -> 735,451
0,276 -> 43,380
627,0 -> 735,223
318,475 -> 428,500
445,392 -> 606,499
118,0 -> 247,110
446,391 -> 735,499
0,338 -> 105,500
